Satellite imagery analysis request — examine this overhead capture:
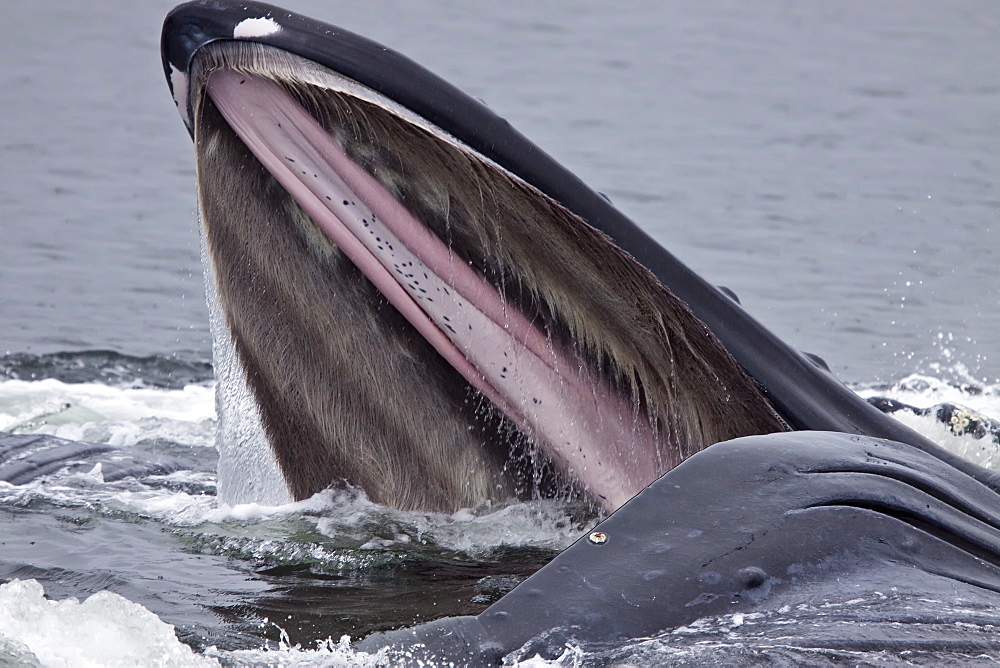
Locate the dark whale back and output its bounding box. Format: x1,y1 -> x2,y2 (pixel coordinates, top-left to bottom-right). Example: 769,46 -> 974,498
360,431 -> 1000,663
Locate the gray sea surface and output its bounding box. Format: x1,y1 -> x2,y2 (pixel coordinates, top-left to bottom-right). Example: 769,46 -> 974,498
1,1 -> 997,383
1,2 -> 1000,665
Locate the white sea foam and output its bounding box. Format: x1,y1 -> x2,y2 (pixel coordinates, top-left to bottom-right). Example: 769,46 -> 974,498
0,580 -> 479,668
405,498 -> 593,553
207,645 -> 384,667
857,372 -> 1000,415
205,487 -> 589,553
0,580 -> 392,667
0,474 -> 219,528
0,378 -> 216,446
0,579 -> 219,668
855,373 -> 1000,469
3,370 -> 997,539
2,372 -> 999,665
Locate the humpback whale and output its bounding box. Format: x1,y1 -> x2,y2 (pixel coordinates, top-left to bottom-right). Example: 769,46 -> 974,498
159,1 -> 1000,661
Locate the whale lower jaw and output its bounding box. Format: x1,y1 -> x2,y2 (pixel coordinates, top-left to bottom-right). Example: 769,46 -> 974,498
191,41 -> 785,513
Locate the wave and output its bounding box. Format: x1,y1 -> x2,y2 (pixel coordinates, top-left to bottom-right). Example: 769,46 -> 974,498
2,357 -> 999,664
0,350 -> 213,390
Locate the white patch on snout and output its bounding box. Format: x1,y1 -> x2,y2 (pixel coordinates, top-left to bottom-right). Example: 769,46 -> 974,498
234,17 -> 281,39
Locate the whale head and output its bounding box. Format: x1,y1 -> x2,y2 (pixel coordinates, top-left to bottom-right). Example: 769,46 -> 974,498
162,1 -> 794,513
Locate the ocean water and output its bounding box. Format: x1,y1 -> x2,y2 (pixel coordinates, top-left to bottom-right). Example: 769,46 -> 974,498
1,1 -> 998,665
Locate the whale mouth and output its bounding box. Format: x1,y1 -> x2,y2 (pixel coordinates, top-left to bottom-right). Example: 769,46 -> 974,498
190,42 -> 784,512
203,66 -> 666,511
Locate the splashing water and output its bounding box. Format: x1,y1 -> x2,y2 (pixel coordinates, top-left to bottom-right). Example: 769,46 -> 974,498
2,352 -> 999,664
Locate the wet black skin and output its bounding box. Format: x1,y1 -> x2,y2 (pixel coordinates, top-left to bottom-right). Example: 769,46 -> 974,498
159,1 -> 1000,662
